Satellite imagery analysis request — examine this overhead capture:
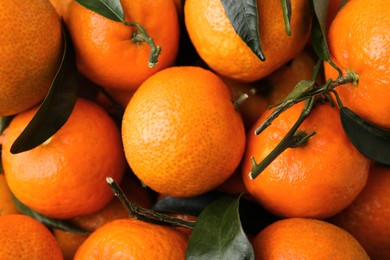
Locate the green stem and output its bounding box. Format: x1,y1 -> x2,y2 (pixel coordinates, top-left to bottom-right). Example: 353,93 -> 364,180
279,0 -> 292,36
249,97 -> 316,179
106,177 -> 196,229
127,22 -> 162,68
254,71 -> 357,135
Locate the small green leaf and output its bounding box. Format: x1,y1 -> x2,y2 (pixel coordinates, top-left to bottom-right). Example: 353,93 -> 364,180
12,195 -> 90,234
76,0 -> 125,23
280,80 -> 316,104
279,0 -> 292,36
340,106 -> 390,165
10,22 -> 79,154
186,195 -> 254,260
309,0 -> 342,76
221,0 -> 265,61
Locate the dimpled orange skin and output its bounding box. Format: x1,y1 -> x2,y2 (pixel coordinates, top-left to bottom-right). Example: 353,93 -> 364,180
252,218 -> 369,259
329,164 -> 390,260
74,218 -> 188,259
184,0 -> 311,82
324,0 -> 390,128
66,0 -> 180,91
0,0 -> 62,116
0,214 -> 64,260
2,98 -> 126,219
122,66 -> 246,197
242,102 -> 370,219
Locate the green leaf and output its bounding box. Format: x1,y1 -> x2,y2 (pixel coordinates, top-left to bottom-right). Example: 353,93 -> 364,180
0,116 -> 13,134
76,0 -> 125,23
340,106 -> 390,165
280,80 -> 316,104
309,0 -> 342,76
221,0 -> 265,61
12,195 -> 90,234
10,22 -> 79,154
186,195 -> 254,260
279,0 -> 292,36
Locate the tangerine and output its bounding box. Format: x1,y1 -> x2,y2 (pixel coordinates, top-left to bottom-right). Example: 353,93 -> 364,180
0,214 -> 63,259
74,218 -> 188,259
184,0 -> 311,82
252,218 -> 369,259
2,98 -> 126,219
66,0 -> 180,91
0,0 -> 62,116
122,66 -> 246,197
329,163 -> 390,259
324,0 -> 390,128
241,101 -> 370,218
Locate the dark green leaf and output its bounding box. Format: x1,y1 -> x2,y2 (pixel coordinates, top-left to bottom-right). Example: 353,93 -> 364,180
76,0 -> 125,23
340,106 -> 390,165
0,116 -> 13,134
151,191 -> 223,217
309,0 -> 329,60
340,0 -> 348,9
312,0 -> 329,27
309,0 -> 342,75
12,195 -> 90,234
279,0 -> 292,36
10,22 -> 79,154
186,195 -> 254,260
221,0 -> 265,61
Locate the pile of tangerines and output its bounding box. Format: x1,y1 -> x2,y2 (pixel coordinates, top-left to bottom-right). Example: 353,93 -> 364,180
0,0 -> 389,259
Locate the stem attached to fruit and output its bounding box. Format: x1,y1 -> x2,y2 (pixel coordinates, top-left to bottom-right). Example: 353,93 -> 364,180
254,69 -> 358,135
128,22 -> 162,68
106,177 -> 196,229
249,97 -> 316,179
249,68 -> 359,179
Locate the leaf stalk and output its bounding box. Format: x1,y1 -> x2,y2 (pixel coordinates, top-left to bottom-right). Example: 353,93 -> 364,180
106,177 -> 196,229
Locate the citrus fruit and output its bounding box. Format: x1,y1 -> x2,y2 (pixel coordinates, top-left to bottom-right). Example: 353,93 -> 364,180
0,174 -> 19,215
74,218 -> 188,259
252,218 -> 369,259
0,0 -> 62,116
324,0 -> 390,128
0,214 -> 63,259
53,229 -> 89,260
53,173 -> 153,259
241,101 -> 370,218
1,98 -> 126,219
184,0 -> 311,82
329,163 -> 390,259
66,0 -> 180,91
122,66 -> 246,197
